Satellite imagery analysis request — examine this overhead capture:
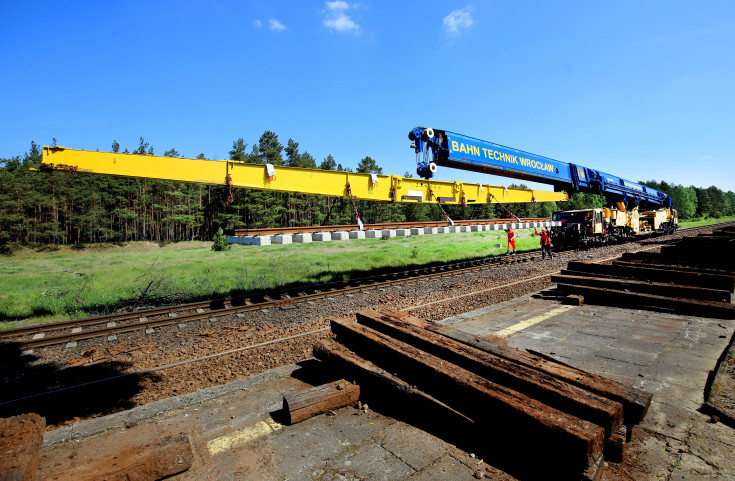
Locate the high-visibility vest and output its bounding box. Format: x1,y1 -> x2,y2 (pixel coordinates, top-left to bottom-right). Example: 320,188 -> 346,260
541,231 -> 551,245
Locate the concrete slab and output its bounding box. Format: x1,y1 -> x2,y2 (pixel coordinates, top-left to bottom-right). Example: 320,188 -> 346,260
436,227 -> 449,234
331,231 -> 349,241
312,232 -> 331,242
349,231 -> 366,240
365,230 -> 381,239
410,228 -> 424,236
395,229 -> 411,236
407,453 -> 480,481
379,422 -> 451,470
272,234 -> 293,244
382,229 -> 397,238
227,235 -> 271,246
322,443 -> 414,481
293,233 -> 312,243
423,227 -> 438,235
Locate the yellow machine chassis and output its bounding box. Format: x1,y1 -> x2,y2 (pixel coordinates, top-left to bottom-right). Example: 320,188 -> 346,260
38,147 -> 568,206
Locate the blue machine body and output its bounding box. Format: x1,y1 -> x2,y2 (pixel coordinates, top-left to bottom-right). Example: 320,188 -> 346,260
409,127 -> 671,208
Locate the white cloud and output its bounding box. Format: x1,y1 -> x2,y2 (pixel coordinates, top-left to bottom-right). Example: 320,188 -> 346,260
269,19 -> 289,32
443,7 -> 474,37
323,1 -> 360,34
253,19 -> 262,28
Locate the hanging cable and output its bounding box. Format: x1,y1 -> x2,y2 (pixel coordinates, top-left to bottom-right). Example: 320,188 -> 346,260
489,193 -> 520,222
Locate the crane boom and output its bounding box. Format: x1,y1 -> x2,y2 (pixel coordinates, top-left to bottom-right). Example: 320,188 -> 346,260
410,127 -> 671,208
37,146 -> 568,206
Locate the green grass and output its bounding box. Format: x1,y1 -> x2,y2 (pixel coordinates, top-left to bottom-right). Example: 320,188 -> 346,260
678,216 -> 735,229
3,215 -> 730,328
0,230 -> 542,328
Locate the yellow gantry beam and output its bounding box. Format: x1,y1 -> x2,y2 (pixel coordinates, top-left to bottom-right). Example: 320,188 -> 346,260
38,146 -> 568,205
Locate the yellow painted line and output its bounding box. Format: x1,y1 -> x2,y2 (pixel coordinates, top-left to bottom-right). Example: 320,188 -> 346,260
207,418 -> 283,456
494,305 -> 576,338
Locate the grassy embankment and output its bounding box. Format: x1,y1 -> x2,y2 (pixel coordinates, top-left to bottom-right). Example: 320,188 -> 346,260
678,216 -> 735,228
2,216 -> 731,328
0,229 -> 539,328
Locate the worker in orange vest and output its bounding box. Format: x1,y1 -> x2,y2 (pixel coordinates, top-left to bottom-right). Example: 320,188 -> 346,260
534,227 -> 553,260
505,227 -> 516,255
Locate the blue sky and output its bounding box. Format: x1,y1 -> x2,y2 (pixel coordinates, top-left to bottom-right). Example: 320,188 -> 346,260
2,1 -> 734,192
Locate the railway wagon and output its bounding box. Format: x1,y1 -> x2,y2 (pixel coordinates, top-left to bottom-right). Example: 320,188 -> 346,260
550,207 -> 677,249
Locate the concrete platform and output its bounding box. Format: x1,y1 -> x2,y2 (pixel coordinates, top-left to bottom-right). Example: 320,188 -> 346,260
38,364 -> 500,481
35,287 -> 735,480
440,291 -> 735,480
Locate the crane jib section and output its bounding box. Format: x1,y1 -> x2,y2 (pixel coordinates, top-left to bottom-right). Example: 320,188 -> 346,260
36,146 -> 568,206
411,127 -> 671,208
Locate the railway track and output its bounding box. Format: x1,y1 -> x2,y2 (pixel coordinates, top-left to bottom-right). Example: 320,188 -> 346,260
1,221 -> 731,429
1,222 -> 730,351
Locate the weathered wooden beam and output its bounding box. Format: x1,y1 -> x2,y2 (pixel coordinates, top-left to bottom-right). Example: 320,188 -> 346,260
45,435 -> 192,481
620,251 -> 735,273
312,339 -> 475,425
283,379 -> 360,424
613,260 -> 735,280
354,309 -> 624,437
329,317 -> 605,474
659,246 -> 734,269
0,413 -> 45,481
556,283 -> 735,319
427,321 -> 651,427
552,273 -> 732,303
566,261 -> 735,291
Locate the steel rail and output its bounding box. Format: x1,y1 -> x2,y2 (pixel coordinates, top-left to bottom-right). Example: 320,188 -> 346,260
234,218 -> 551,236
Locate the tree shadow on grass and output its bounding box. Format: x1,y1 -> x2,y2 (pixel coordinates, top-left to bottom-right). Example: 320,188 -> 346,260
0,341 -> 159,427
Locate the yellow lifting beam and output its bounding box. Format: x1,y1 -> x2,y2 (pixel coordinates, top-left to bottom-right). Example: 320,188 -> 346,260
37,146 -> 568,205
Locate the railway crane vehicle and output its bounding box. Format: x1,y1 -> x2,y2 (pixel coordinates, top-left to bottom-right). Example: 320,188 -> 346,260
409,126 -> 677,248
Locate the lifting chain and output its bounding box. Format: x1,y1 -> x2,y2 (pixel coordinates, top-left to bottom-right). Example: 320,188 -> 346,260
345,182 -> 363,229
489,193 -> 520,222
435,202 -> 454,226
225,174 -> 234,204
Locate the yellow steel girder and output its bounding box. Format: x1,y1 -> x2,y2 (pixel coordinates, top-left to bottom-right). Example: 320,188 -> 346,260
37,146 -> 568,205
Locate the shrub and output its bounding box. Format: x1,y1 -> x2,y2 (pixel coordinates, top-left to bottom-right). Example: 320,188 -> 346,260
211,228 -> 231,251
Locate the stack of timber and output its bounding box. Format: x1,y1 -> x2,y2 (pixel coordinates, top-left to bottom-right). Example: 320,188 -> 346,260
314,308 -> 652,481
554,227 -> 735,319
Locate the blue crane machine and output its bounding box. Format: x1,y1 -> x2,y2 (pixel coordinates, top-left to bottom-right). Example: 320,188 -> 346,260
409,127 -> 671,209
